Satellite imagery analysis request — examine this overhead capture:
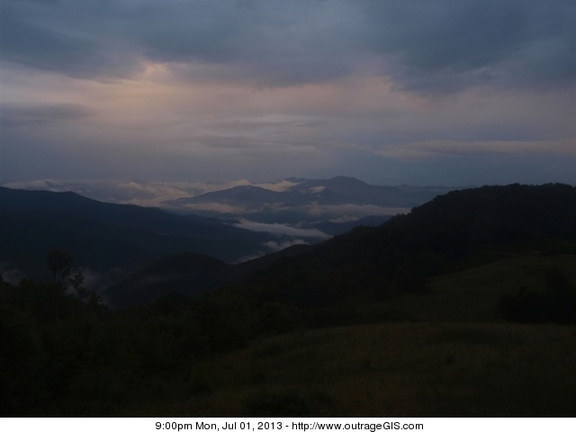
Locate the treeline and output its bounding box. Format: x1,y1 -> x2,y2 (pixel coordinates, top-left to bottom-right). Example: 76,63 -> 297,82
0,260 -> 307,416
498,267 -> 576,324
216,184 -> 576,313
3,255 -> 575,416
0,249 -> 429,415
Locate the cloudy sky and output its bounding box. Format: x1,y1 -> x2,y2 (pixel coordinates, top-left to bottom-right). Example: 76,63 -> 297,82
1,0 -> 575,187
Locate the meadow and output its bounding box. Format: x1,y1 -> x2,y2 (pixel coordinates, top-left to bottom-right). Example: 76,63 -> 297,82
125,321 -> 576,417
121,253 -> 576,416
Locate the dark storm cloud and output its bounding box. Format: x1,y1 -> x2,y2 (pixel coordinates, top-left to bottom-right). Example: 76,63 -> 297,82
132,1 -> 252,63
360,0 -> 576,91
2,6 -> 96,76
1,0 -> 573,91
1,1 -> 139,79
113,0 -> 365,86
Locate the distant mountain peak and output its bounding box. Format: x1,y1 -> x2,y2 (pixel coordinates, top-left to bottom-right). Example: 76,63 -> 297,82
283,176 -> 367,186
327,175 -> 368,185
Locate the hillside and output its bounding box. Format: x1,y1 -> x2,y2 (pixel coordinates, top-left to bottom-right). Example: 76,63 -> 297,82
0,186 -> 276,282
104,253 -> 232,308
166,321 -> 576,416
104,245 -> 312,309
103,183 -> 576,312
0,186 -> 273,244
2,183 -> 575,416
217,183 -> 576,312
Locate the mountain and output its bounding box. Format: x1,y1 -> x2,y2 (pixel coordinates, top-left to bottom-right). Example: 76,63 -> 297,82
3,177 -> 459,239
230,183 -> 576,309
0,186 -> 267,241
167,181 -> 350,213
286,176 -> 442,206
0,187 -> 278,283
3,183 -> 576,417
314,215 -> 392,235
163,176 -> 457,220
104,253 -> 232,308
183,185 -> 289,209
104,244 -> 312,309
162,176 -> 459,238
105,183 -> 576,310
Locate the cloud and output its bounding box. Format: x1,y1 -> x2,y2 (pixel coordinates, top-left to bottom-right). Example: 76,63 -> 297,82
1,2 -> 138,79
2,0 -> 572,92
2,5 -> 98,75
209,116 -> 330,132
172,201 -> 250,214
360,0 -> 576,92
234,220 -> 332,239
2,1 -> 574,187
181,133 -> 347,161
0,103 -> 95,128
263,239 -> 309,252
0,262 -> 26,285
257,180 -> 300,192
367,138 -> 574,159
1,178 -> 231,207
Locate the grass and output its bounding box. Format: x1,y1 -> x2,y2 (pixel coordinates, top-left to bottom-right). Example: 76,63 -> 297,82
356,252 -> 576,323
119,252 -> 576,416
123,322 -> 576,416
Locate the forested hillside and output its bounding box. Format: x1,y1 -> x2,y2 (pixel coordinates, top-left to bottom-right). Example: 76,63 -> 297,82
224,183 -> 575,312
0,186 -> 276,282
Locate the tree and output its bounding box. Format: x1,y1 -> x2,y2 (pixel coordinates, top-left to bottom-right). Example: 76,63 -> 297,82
47,250 -> 74,287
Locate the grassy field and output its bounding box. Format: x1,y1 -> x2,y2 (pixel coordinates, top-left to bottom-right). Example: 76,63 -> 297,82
4,251 -> 572,416
125,322 -> 576,417
390,253 -> 576,322
116,253 -> 576,416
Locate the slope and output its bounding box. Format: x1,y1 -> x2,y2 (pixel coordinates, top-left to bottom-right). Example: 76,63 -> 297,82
105,184 -> 576,310
105,253 -> 232,309
0,187 -> 275,282
224,183 -> 576,311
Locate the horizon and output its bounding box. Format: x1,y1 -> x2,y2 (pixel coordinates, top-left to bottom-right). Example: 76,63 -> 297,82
2,1 -> 575,186
2,175 -> 574,209
0,175 -> 458,208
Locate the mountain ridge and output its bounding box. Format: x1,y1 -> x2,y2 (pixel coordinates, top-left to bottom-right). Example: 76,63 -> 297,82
0,186 -> 277,284
166,176 -> 459,212
162,177 -> 459,234
103,183 -> 576,309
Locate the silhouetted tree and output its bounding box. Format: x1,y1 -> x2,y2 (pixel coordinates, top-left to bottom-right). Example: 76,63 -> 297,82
47,250 -> 74,287
498,268 -> 576,324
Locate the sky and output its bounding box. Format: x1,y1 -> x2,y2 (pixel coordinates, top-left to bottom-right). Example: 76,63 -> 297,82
1,0 -> 575,188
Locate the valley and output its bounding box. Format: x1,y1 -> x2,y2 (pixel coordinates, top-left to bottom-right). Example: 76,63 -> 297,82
1,182 -> 575,416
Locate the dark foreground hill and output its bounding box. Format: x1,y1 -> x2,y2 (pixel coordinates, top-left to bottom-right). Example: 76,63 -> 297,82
105,245 -> 310,309
103,253 -> 230,308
